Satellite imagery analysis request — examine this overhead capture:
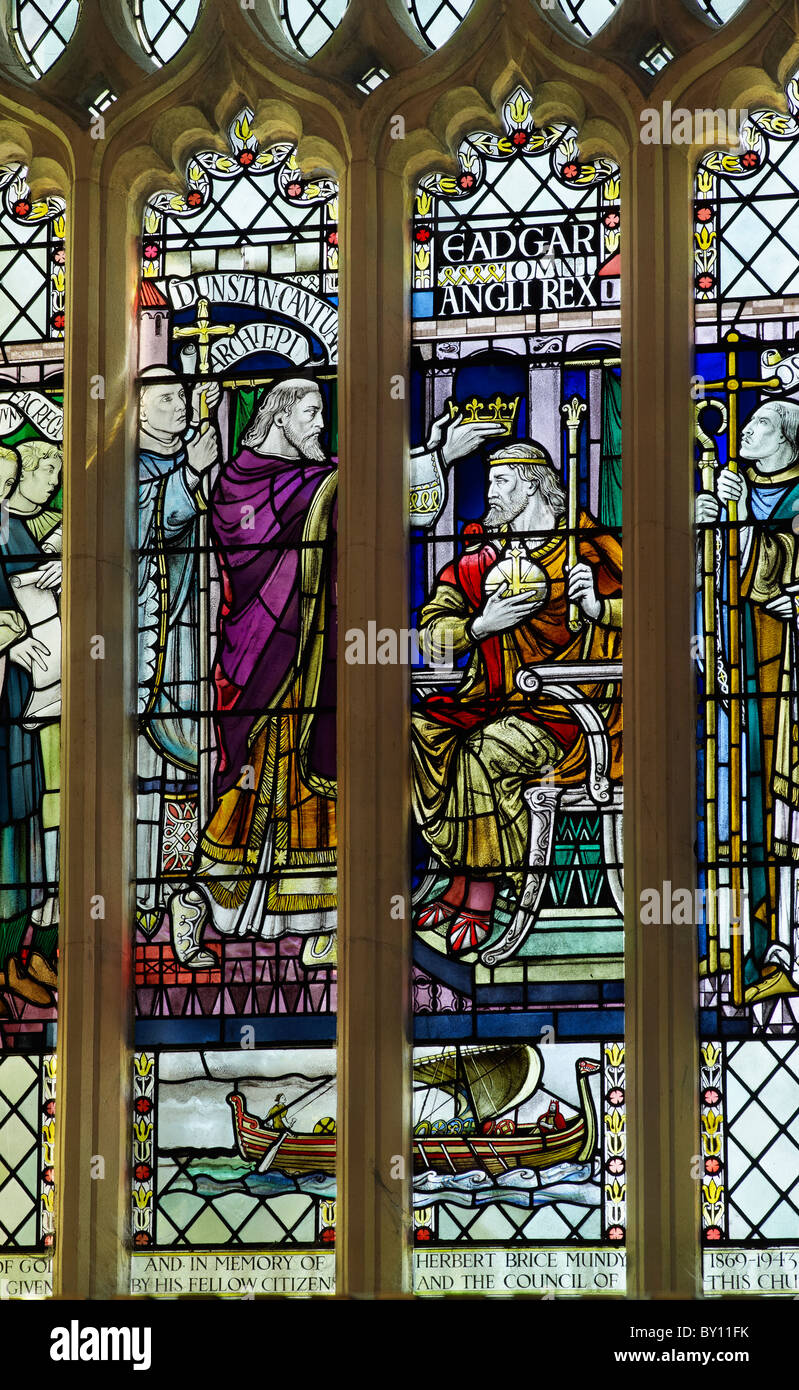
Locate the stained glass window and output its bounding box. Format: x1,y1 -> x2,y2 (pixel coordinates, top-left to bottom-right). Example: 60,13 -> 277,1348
696,0 -> 748,24
133,0 -> 203,67
0,165 -> 65,1284
555,0 -> 618,41
406,0 -> 474,49
694,74 -> 799,1294
279,0 -> 348,58
132,109 -> 338,1296
11,0 -> 79,77
409,86 -> 623,1294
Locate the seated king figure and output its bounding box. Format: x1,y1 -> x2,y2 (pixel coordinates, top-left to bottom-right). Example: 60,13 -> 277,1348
412,440 -> 622,957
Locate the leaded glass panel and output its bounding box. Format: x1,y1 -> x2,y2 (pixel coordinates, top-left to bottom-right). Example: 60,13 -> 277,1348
409,86 -> 624,1295
132,108 -> 338,1297
694,75 -> 799,1295
0,167 -> 64,1295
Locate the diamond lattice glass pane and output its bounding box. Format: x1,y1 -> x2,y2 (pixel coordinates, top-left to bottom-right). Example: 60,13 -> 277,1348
134,0 -> 202,66
407,0 -> 474,48
12,0 -> 79,76
279,0 -> 348,56
556,0 -> 618,39
696,0 -> 747,22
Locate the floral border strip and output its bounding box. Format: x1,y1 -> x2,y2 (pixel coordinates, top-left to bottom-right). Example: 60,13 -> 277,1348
39,1052 -> 56,1250
700,1040 -> 726,1241
132,1051 -> 156,1249
604,1041 -> 626,1243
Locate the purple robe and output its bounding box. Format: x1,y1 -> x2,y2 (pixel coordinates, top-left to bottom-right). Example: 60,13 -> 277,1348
209,448 -> 337,798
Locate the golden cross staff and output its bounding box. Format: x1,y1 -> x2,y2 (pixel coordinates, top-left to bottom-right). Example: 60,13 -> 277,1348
696,330 -> 780,1004
562,395 -> 587,633
172,297 -> 236,827
695,397 -> 728,977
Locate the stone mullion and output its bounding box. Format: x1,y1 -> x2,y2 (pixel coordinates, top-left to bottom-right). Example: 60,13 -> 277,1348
337,155 -> 411,1297
624,138 -> 699,1299
53,159 -> 134,1298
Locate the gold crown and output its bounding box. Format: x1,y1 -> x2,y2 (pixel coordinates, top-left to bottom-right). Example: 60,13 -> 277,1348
448,394 -> 520,435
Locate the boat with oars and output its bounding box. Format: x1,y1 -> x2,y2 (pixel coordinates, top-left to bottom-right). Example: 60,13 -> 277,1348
227,1045 -> 600,1178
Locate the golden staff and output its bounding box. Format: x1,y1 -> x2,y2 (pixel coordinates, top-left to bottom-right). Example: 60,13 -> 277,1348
172,299 -> 234,827
698,331 -> 780,1003
562,395 -> 587,633
695,398 -> 728,975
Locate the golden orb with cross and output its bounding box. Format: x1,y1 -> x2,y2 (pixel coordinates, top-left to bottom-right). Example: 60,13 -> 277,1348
484,539 -> 548,608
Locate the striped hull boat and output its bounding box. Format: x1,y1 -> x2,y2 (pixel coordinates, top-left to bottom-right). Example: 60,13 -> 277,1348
227,1092 -> 591,1178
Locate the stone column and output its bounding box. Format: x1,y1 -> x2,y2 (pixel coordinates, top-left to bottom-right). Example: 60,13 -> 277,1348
53,149 -> 134,1298
337,154 -> 412,1297
624,136 -> 699,1299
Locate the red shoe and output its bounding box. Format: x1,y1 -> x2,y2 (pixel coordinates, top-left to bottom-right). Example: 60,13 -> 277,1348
447,910 -> 491,956
417,899 -> 459,929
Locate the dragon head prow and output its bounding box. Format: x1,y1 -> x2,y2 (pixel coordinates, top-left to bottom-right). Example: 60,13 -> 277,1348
577,1059 -> 602,1075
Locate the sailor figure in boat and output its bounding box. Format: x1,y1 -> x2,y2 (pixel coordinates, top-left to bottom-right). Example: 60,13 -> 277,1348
538,1099 -> 567,1135
267,1093 -> 292,1133
227,1045 -> 602,1203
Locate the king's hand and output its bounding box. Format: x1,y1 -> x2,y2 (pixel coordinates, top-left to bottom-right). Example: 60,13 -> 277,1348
470,581 -> 544,640
567,562 -> 601,622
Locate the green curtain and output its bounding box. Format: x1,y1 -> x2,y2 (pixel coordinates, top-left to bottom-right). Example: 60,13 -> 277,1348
232,387 -> 262,455
600,367 -> 622,528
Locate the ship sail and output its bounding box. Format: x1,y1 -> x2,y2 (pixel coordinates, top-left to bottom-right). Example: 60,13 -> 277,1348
413,1044 -> 542,1123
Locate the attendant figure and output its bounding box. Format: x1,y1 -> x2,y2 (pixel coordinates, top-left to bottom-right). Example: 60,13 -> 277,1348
137,366 -> 220,963
0,441 -> 63,1018
697,398 -> 799,1000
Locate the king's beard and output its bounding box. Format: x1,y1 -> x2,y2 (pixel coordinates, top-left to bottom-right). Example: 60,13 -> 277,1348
284,417 -> 325,462
485,498 -> 522,527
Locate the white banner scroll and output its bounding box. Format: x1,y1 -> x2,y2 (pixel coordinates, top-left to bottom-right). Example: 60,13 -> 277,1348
9,569 -> 61,727
762,347 -> 799,393
0,390 -> 63,441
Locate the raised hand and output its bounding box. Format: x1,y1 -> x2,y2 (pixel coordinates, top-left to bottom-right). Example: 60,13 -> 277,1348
10,634 -> 49,673
439,409 -> 506,466
35,560 -> 62,591
716,467 -> 748,518
0,608 -> 25,652
471,580 -> 544,640
696,492 -> 720,524
567,561 -> 601,621
187,426 -> 219,475
191,380 -> 221,422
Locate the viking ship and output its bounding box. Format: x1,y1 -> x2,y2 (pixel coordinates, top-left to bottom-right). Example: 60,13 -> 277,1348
227,1045 -> 601,1178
